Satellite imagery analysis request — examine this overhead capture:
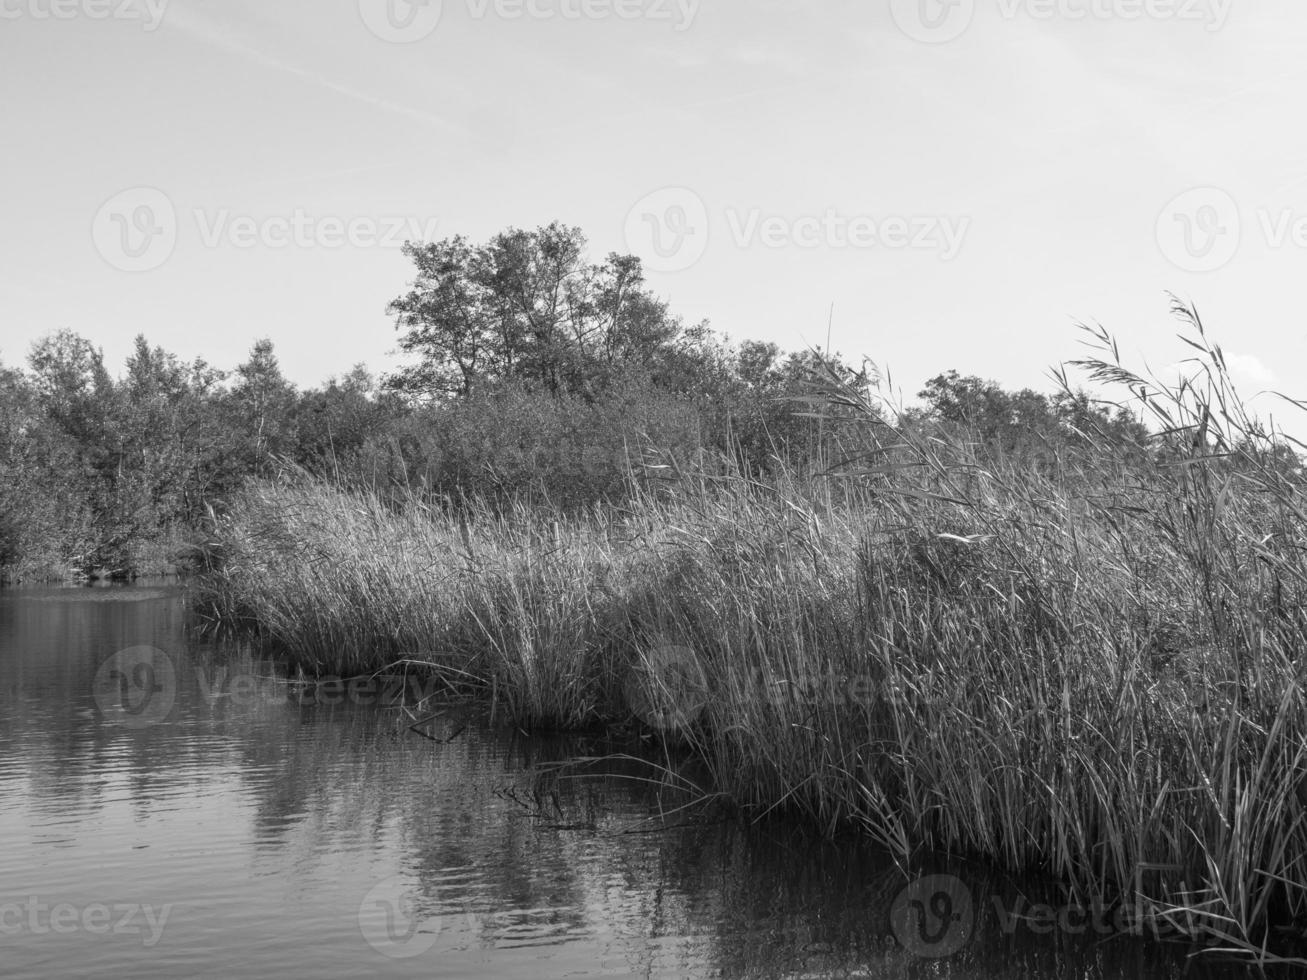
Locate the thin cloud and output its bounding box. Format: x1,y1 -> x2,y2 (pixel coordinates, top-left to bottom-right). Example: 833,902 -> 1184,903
1163,352 -> 1278,395
725,40 -> 812,76
164,7 -> 460,136
1225,352 -> 1277,389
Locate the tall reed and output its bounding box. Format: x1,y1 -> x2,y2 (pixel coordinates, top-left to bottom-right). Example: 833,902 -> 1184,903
198,304 -> 1307,962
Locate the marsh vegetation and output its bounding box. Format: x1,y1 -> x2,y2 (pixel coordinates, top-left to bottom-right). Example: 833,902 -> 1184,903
196,291 -> 1307,963
9,223 -> 1306,964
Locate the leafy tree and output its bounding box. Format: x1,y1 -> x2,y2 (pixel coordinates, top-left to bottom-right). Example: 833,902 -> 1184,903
917,369 -> 1149,468
386,223 -> 682,399
0,358 -> 39,567
27,330 -> 116,452
2,331 -> 413,579
228,338 -> 297,473
25,331 -> 129,568
293,365 -> 400,468
120,335 -> 232,528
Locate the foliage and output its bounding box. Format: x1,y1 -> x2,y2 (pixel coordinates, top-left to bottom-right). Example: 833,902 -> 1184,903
382,222 -> 874,483
0,225 -> 1239,589
914,367 -> 1151,471
197,304 -> 1307,964
385,223 -> 681,399
0,336 -> 397,581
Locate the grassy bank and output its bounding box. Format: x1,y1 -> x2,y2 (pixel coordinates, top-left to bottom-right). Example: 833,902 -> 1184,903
0,528 -> 193,586
196,316 -> 1307,963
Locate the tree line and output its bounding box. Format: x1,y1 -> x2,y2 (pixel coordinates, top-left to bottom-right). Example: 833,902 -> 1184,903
0,221 -> 1151,582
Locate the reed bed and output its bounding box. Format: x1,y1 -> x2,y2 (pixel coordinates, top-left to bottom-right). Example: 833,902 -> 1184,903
197,306 -> 1307,962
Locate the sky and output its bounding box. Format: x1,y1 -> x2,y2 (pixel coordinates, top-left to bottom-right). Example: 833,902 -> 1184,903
3,0 -> 1307,419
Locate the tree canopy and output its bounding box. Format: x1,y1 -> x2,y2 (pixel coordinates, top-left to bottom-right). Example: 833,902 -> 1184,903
0,220 -> 1201,582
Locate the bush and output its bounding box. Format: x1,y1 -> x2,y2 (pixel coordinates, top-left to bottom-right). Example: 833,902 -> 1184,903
352,376 -> 708,508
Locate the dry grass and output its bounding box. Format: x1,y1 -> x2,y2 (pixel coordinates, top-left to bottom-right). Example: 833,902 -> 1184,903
197,303 -> 1307,962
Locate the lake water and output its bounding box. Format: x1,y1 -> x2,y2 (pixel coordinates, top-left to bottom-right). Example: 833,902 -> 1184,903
0,583 -> 1269,978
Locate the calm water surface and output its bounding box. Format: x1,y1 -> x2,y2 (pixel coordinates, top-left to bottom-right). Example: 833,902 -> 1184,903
0,583 -> 1268,978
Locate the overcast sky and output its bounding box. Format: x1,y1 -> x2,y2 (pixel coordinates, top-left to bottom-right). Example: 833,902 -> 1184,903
3,0 -> 1306,414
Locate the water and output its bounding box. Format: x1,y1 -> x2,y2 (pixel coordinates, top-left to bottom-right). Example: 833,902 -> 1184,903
0,583 -> 1266,979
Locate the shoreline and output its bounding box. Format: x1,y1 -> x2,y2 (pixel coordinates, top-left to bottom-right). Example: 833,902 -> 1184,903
193,463 -> 1307,967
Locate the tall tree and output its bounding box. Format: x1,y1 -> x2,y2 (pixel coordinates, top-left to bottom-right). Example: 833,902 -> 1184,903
386,223 -> 682,399
229,338 -> 297,473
